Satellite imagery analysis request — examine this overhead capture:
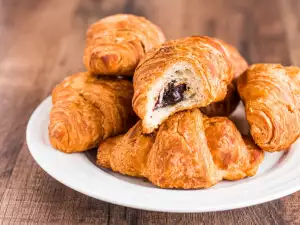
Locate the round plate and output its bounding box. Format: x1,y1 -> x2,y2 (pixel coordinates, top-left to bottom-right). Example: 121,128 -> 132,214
26,96 -> 300,213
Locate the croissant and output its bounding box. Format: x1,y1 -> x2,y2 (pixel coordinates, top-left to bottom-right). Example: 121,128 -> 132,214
97,109 -> 263,189
237,64 -> 300,152
84,14 -> 165,76
49,72 -> 136,153
133,36 -> 233,133
201,38 -> 248,117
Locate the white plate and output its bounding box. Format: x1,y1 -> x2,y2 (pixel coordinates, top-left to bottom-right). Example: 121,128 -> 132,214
26,96 -> 300,213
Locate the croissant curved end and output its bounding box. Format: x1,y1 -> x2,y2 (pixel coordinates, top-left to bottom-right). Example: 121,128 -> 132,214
97,136 -> 122,168
247,107 -> 274,147
49,120 -> 72,153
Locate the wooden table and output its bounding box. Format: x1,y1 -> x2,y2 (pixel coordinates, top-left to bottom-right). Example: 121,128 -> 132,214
0,0 -> 299,224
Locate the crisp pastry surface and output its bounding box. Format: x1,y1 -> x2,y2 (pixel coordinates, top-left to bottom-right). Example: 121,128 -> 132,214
49,72 -> 136,153
97,121 -> 155,177
84,14 -> 165,76
237,64 -> 300,152
213,38 -> 249,79
146,109 -> 222,189
201,38 -> 248,117
97,109 -> 264,189
133,36 -> 233,133
203,117 -> 264,180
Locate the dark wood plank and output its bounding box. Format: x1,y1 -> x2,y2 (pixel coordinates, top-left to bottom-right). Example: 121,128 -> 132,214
0,144 -> 109,224
279,0 -> 300,66
0,0 -> 298,224
0,0 -> 86,201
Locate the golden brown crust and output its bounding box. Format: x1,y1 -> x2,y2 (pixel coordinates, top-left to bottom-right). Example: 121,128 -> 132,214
84,14 -> 165,76
212,38 -> 249,80
98,121 -> 155,177
203,117 -> 264,180
96,136 -> 122,168
237,64 -> 300,152
146,109 -> 222,189
49,72 -> 136,153
132,36 -> 233,133
201,38 -> 248,117
97,109 -> 264,189
97,121 -> 155,177
286,66 -> 300,110
242,136 -> 265,176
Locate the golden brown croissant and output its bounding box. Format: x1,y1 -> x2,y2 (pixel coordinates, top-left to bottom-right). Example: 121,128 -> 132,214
49,72 -> 136,153
237,64 -> 300,152
84,14 -> 165,76
97,109 -> 263,189
133,36 -> 233,133
200,38 -> 248,117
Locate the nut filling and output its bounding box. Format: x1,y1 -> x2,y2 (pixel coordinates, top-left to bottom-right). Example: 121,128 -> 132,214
154,81 -> 187,109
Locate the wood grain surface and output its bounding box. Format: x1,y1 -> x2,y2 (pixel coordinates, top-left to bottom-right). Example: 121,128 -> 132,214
0,0 -> 299,224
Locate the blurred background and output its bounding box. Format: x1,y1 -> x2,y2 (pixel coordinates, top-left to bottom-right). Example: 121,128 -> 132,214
1,0 -> 300,224
1,0 -> 299,85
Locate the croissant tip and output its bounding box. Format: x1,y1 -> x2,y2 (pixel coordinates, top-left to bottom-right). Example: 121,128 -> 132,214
49,122 -> 71,152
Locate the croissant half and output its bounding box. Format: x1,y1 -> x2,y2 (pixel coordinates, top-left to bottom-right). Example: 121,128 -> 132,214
133,36 -> 233,133
238,64 -> 300,152
84,14 -> 165,76
201,38 -> 248,117
97,109 -> 264,189
49,72 -> 136,153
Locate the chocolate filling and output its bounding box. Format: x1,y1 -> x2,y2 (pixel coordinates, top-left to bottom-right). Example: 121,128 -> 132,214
154,81 -> 187,109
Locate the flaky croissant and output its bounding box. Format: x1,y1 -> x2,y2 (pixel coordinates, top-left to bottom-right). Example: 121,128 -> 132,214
97,109 -> 263,189
84,14 -> 165,76
133,36 -> 233,133
237,64 -> 300,152
49,72 -> 136,153
201,38 -> 248,117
